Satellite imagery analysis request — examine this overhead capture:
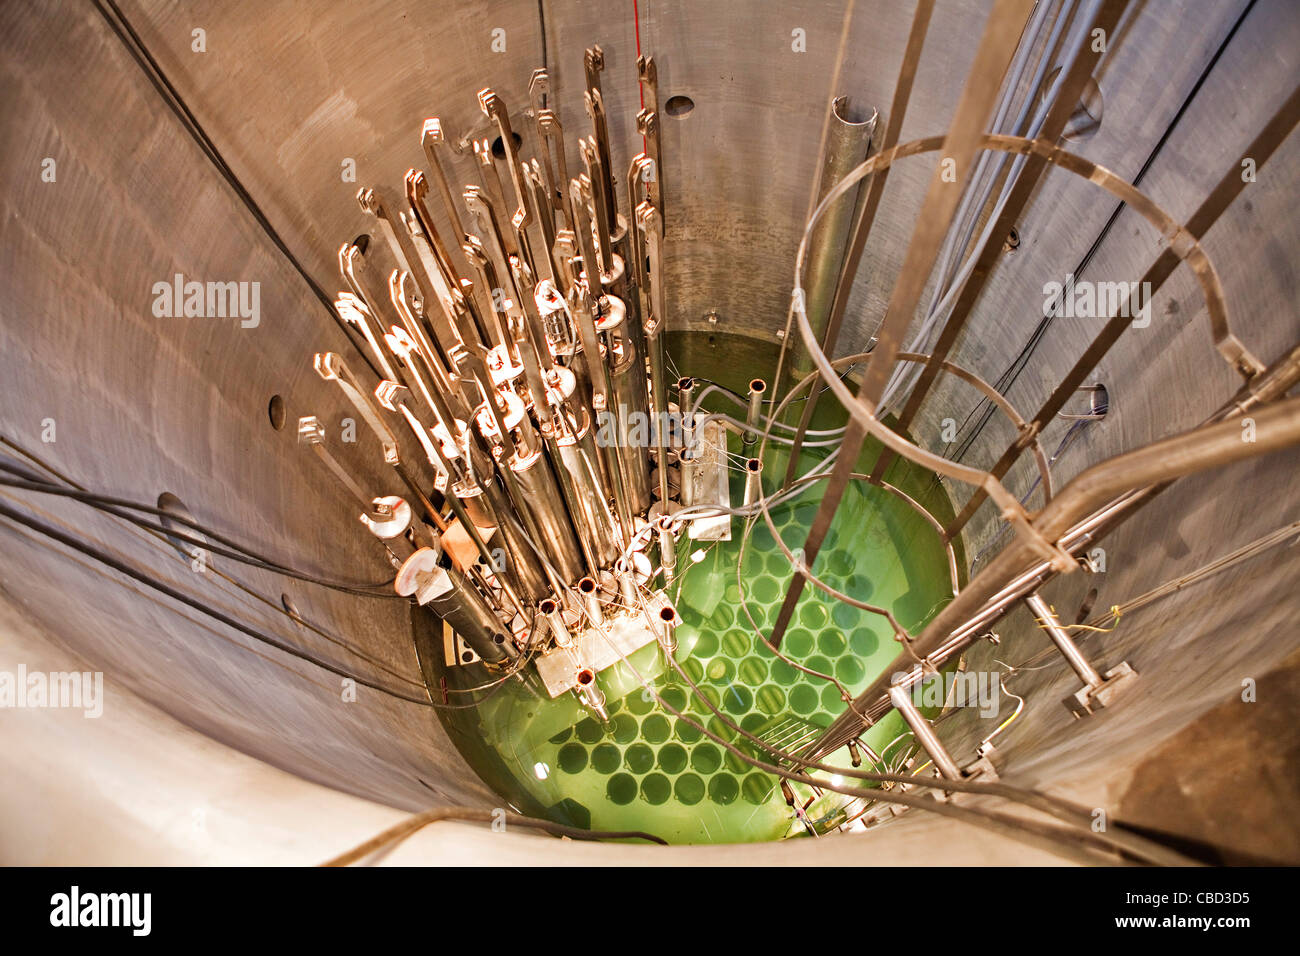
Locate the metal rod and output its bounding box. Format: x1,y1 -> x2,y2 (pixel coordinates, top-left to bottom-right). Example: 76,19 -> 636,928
376,382 -> 527,618
811,391 -> 1300,757
654,603 -> 678,655
944,78 -> 1300,539
789,96 -> 877,389
657,516 -> 676,585
603,296 -> 653,515
337,244 -> 400,382
781,0 -> 935,489
296,416 -> 378,513
888,684 -> 963,780
314,352 -> 401,465
357,185 -> 439,316
578,576 -> 605,627
744,378 -> 766,445
1024,593 -> 1103,689
636,54 -> 664,216
744,457 -> 762,507
616,562 -> 639,608
420,119 -> 469,244
508,446 -> 586,585
769,0 -> 1036,651
553,409 -> 620,571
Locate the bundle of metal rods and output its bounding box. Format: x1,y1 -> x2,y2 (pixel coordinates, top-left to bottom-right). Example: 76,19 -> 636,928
298,47 -> 677,704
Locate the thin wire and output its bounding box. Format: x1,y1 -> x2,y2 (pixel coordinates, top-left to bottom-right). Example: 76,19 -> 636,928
89,0 -> 381,380
0,499 -> 439,706
0,449 -> 424,688
0,464 -> 401,596
595,597 -> 1193,864
320,806 -> 667,865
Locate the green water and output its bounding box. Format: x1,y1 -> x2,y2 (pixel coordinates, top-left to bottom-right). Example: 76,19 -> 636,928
427,337 -> 964,844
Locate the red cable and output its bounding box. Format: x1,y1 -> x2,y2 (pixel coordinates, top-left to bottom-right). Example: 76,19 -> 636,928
634,0 -> 644,106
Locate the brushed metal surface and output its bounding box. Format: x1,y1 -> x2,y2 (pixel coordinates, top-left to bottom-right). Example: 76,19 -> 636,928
1,0 -> 1298,858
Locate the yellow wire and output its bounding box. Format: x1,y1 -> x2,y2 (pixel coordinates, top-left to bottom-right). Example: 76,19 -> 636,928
1032,603 -> 1122,635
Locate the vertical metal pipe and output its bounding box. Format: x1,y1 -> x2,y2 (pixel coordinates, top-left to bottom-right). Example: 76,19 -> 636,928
395,549 -> 515,665
654,604 -> 679,656
605,300 -> 653,514
789,97 -> 878,388
678,377 -> 695,416
540,598 -> 572,647
578,576 -> 605,627
1024,593 -> 1104,689
679,378 -> 697,485
888,684 -> 963,781
616,562 -> 639,608
431,560 -> 516,664
744,378 -> 767,445
575,667 -> 608,721
507,447 -> 586,585
744,457 -> 763,507
451,477 -> 540,607
638,200 -> 671,508
554,415 -> 620,570
475,472 -> 551,603
657,517 -> 677,585
569,388 -> 613,492
567,182 -> 636,550
541,422 -> 601,578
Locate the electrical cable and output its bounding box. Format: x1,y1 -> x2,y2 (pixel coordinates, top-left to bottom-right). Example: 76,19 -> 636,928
0,451 -> 400,590
0,470 -> 404,598
0,498 -> 439,707
0,445 -> 427,687
945,0 -> 1259,465
89,0 -> 382,381
591,604 -> 1197,865
319,806 -> 667,865
978,673 -> 1025,752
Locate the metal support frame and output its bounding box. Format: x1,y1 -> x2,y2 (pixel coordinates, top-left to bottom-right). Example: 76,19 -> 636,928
1024,593 -> 1137,717
888,684 -> 963,781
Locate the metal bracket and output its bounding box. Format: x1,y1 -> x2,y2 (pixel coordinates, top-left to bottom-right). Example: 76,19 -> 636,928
1066,660 -> 1140,718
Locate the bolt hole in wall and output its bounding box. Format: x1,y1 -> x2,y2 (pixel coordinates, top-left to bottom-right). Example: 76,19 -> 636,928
281,593 -> 303,626
268,394 -> 286,430
664,94 -> 694,117
156,492 -> 206,559
491,131 -> 523,159
1040,68 -> 1103,141
1088,383 -> 1109,418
